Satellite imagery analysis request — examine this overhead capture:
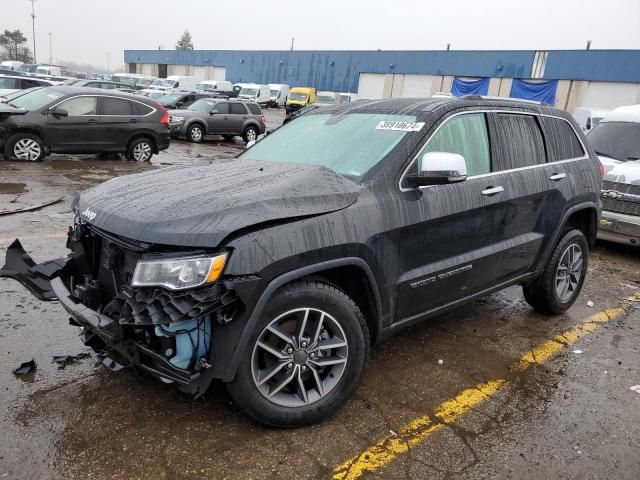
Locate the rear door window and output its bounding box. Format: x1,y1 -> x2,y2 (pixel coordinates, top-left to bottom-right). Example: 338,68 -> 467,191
490,113 -> 546,171
230,103 -> 247,115
101,97 -> 134,115
417,112 -> 491,176
246,103 -> 262,115
539,116 -> 585,161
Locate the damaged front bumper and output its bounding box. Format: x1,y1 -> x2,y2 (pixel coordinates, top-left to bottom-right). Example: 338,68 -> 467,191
0,231 -> 257,395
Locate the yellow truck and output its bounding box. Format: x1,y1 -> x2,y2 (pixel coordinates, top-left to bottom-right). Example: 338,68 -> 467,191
285,87 -> 316,114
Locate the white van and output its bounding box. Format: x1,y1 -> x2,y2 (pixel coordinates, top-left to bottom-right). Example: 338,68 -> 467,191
238,83 -> 271,105
149,75 -> 197,91
1,61 -> 24,71
314,91 -> 340,106
573,107 -> 610,133
35,65 -> 63,76
196,80 -> 234,94
268,84 -> 290,107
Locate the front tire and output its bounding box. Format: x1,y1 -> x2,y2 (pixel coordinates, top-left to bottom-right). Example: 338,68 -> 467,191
187,124 -> 204,143
523,229 -> 589,314
126,137 -> 154,162
242,125 -> 258,143
4,133 -> 45,162
227,279 -> 369,427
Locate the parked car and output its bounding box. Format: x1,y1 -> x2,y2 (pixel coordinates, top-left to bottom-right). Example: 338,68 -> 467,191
0,74 -> 56,96
112,73 -> 157,90
0,86 -> 170,162
573,106 -> 609,133
313,91 -> 340,106
0,97 -> 601,426
588,104 -> 640,246
168,98 -> 265,143
268,84 -> 290,107
149,75 -> 197,91
282,103 -> 324,125
35,65 -> 63,76
339,93 -> 353,104
196,80 -> 234,95
286,86 -> 316,114
237,83 -> 271,106
0,60 -> 24,71
157,92 -> 216,110
136,89 -> 166,100
71,80 -> 134,91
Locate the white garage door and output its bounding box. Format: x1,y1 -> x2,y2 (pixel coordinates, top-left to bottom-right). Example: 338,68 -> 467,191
140,64 -> 153,76
193,67 -> 207,81
358,73 -> 385,99
212,67 -> 226,81
399,74 -> 433,98
583,82 -> 640,109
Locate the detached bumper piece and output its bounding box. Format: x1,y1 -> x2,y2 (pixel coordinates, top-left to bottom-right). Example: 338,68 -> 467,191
0,239 -> 70,301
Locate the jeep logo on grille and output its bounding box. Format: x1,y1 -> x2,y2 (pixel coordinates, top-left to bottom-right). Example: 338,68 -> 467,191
81,208 -> 97,221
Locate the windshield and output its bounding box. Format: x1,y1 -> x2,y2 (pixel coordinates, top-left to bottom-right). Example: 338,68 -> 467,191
158,94 -> 182,104
588,122 -> 640,162
240,113 -> 417,177
240,88 -> 258,96
152,79 -> 175,87
289,92 -> 308,101
2,87 -> 41,102
188,99 -> 216,112
270,89 -> 279,97
315,95 -> 336,104
9,88 -> 64,110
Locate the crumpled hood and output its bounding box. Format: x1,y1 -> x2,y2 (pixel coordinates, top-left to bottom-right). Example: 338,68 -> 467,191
74,159 -> 359,247
599,156 -> 640,185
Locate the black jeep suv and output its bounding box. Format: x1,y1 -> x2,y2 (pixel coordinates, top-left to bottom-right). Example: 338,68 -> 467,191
0,86 -> 170,162
1,98 -> 602,426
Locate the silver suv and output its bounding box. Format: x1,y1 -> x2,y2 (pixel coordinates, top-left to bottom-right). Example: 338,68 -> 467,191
168,98 -> 266,143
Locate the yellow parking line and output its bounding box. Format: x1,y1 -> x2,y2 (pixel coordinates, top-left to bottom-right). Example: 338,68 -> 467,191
332,300 -> 636,480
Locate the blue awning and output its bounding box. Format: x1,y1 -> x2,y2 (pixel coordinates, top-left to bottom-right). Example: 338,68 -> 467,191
451,77 -> 490,97
510,79 -> 558,105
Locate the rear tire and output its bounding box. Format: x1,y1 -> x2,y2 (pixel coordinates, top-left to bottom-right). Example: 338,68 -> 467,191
227,279 -> 369,427
523,229 -> 589,314
126,137 -> 154,162
242,125 -> 258,143
187,124 -> 205,143
4,133 -> 45,162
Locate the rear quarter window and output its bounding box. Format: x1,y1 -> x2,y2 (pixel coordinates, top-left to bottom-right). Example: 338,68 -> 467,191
540,116 -> 585,161
132,102 -> 154,116
491,113 -> 546,171
246,103 -> 262,115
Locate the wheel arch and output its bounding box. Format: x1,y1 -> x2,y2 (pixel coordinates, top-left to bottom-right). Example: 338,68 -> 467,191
221,258 -> 382,382
126,132 -> 158,153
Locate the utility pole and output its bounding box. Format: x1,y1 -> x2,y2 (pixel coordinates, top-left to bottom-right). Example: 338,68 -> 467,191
48,32 -> 52,64
290,37 -> 295,51
28,0 -> 37,63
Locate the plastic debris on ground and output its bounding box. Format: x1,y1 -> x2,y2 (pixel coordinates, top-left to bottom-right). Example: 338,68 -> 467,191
572,349 -> 583,354
13,359 -> 37,375
586,300 -> 594,307
51,352 -> 91,369
630,385 -> 640,394
437,359 -> 444,365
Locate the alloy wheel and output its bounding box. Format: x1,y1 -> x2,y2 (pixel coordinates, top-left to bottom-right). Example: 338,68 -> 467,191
251,308 -> 348,407
190,126 -> 203,142
246,128 -> 257,141
13,138 -> 42,161
132,142 -> 152,162
555,243 -> 583,302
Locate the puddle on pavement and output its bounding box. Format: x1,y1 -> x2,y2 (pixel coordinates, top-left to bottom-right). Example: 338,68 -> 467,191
0,182 -> 28,194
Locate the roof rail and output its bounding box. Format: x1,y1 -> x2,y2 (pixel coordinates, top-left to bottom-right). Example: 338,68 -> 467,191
462,95 -> 543,105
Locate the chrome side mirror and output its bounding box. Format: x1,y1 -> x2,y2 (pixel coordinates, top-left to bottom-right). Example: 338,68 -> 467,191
406,152 -> 468,187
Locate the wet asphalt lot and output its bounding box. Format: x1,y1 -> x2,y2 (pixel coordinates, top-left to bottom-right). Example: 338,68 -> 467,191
1,108 -> 639,479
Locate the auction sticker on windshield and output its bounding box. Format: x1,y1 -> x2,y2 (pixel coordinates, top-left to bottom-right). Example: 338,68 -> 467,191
376,121 -> 425,132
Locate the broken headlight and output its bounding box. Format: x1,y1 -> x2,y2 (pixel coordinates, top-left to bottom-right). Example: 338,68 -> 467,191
132,254 -> 227,291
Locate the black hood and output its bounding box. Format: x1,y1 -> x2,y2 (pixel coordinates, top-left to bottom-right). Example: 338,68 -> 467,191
74,159 -> 359,247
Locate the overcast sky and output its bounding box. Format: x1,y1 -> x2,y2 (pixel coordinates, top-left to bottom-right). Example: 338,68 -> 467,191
3,0 -> 640,69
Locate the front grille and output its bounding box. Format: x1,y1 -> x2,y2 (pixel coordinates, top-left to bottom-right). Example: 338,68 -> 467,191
601,180 -> 640,216
95,237 -> 137,301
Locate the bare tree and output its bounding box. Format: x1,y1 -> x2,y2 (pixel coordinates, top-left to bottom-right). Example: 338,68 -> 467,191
0,29 -> 33,62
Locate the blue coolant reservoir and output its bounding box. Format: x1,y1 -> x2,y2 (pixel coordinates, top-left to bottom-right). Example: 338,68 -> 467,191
154,316 -> 212,382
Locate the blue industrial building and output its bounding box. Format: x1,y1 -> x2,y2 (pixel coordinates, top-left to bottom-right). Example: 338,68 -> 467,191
124,49 -> 640,91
